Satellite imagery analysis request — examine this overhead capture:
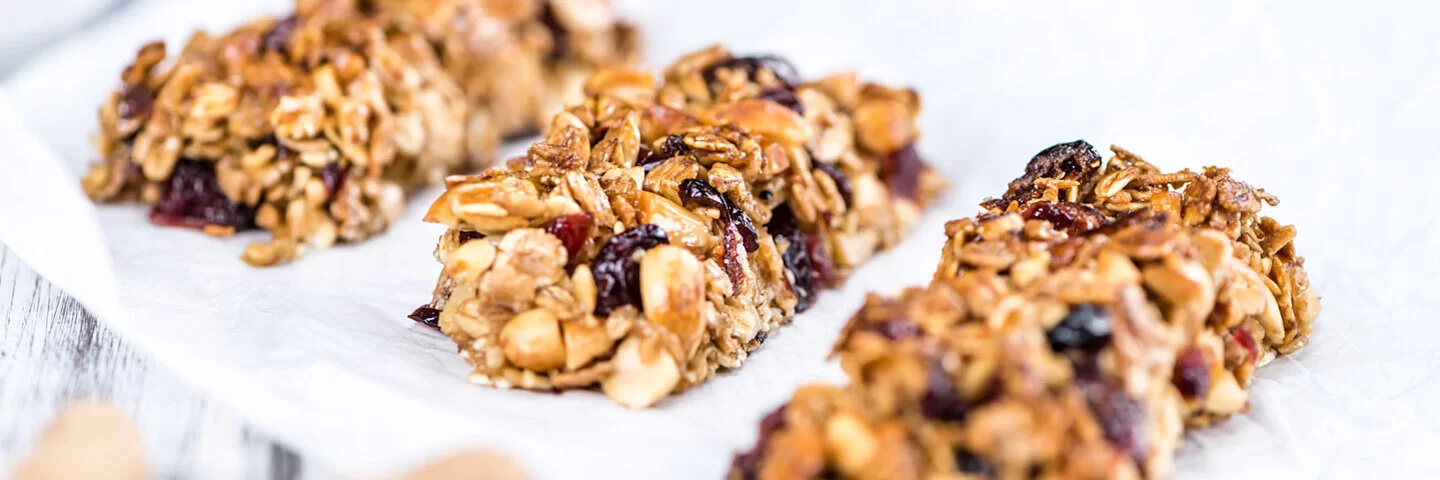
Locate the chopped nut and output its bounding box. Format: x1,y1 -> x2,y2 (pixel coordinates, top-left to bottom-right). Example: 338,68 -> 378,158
640,245 -> 707,356
499,308 -> 566,372
601,337 -> 681,409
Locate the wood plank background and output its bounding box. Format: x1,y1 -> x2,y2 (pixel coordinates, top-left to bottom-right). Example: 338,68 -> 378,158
0,243 -> 305,478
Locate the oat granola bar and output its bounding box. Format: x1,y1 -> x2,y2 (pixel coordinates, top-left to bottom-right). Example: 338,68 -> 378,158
299,0 -> 641,151
82,1 -> 637,266
729,141 -> 1320,479
412,45 -> 947,408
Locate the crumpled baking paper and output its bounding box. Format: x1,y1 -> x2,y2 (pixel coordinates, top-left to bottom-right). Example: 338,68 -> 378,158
2,0 -> 1438,477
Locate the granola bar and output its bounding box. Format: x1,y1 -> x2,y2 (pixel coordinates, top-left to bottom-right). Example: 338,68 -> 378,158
729,141 -> 1320,479
299,0 -> 641,150
413,45 -> 948,408
81,1 -> 638,266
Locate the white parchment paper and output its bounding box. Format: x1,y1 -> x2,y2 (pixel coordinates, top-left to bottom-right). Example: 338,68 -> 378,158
2,0 -> 1439,477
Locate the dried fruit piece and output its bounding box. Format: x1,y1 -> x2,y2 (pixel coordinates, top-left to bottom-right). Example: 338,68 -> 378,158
407,305 -> 441,330
1173,346 -> 1211,399
1045,303 -> 1112,353
1021,201 -> 1107,237
544,213 -> 593,266
591,224 -> 670,316
702,55 -> 801,88
882,143 -> 926,200
149,160 -> 255,230
679,178 -> 758,251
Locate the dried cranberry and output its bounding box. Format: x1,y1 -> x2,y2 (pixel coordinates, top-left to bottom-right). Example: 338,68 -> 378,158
730,403 -> 789,480
1075,366 -> 1147,459
954,450 -> 996,477
261,15 -> 298,54
591,224 -> 669,316
538,1 -> 568,61
812,161 -> 852,207
458,230 -> 483,243
679,178 -> 758,252
1045,303 -> 1112,353
803,232 -> 837,288
866,319 -> 920,340
882,143 -> 926,200
407,305 -> 441,330
702,55 -> 801,89
921,359 -> 967,421
118,85 -> 155,120
544,213 -> 593,266
999,140 -> 1102,204
149,160 -> 255,230
319,162 -> 348,202
757,87 -> 804,114
720,220 -> 747,293
1021,201 -> 1108,237
1173,346 -> 1211,399
1233,326 -> 1259,365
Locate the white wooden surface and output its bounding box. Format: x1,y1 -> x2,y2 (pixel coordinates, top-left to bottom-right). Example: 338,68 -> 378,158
0,243 -> 305,478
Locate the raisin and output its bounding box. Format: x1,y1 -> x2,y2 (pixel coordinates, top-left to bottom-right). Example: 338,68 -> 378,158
658,134 -> 691,158
118,85 -> 155,120
538,1 -> 568,61
591,224 -> 669,316
319,162 -> 348,202
921,359 -> 967,421
730,403 -> 789,480
702,55 -> 801,89
954,449 -> 996,477
1173,346 -> 1211,399
769,206 -> 820,312
882,143 -> 926,200
407,305 -> 441,330
635,145 -> 664,172
678,178 -> 727,211
679,178 -> 758,252
812,161 -> 852,207
1020,201 -> 1108,237
1075,366 -> 1148,459
1045,303 -> 1112,353
753,329 -> 768,345
149,160 -> 256,230
544,213 -> 593,267
458,230 -> 483,243
261,15 -> 298,55
1000,140 -> 1102,204
757,87 -> 804,114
